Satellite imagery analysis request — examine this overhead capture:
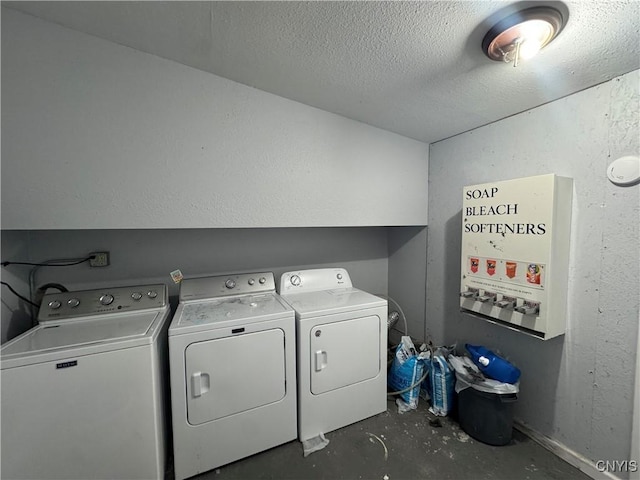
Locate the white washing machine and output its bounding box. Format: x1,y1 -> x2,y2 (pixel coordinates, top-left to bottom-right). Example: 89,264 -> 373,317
168,272 -> 297,480
0,284 -> 170,480
278,267 -> 387,442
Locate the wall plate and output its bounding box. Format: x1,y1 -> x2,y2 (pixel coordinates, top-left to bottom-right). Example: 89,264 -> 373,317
607,155 -> 640,186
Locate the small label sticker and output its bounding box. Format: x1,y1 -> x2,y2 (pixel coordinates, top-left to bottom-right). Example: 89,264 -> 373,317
56,360 -> 77,369
170,269 -> 184,284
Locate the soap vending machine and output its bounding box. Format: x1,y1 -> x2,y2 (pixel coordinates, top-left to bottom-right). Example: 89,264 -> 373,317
460,174 -> 573,339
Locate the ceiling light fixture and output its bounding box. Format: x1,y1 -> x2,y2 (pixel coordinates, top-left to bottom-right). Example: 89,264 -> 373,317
482,6 -> 565,67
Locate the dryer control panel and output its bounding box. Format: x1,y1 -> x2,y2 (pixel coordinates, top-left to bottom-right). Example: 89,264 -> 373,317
38,284 -> 167,321
279,268 -> 352,294
180,272 -> 275,301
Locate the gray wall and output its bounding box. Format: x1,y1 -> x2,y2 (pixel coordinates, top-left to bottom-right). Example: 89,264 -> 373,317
1,228 -> 393,343
388,226 -> 428,344
0,231 -> 31,342
1,8 -> 428,230
0,10 -> 429,345
427,71 -> 639,470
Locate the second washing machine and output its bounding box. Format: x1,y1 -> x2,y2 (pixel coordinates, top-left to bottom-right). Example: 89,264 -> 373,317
279,267 -> 387,442
168,272 -> 297,480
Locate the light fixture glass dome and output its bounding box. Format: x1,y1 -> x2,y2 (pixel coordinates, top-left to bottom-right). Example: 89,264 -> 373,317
482,7 -> 565,67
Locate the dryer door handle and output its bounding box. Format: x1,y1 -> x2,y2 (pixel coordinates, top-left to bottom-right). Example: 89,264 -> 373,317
191,371 -> 210,398
315,350 -> 328,372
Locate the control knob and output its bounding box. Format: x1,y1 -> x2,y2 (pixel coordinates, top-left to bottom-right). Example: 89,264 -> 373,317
100,294 -> 114,306
67,298 -> 80,308
147,291 -> 158,299
131,292 -> 143,301
225,279 -> 236,289
48,300 -> 61,309
290,275 -> 301,286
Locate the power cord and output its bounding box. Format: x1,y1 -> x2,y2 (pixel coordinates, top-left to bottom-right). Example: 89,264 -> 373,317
1,256 -> 96,267
0,281 -> 39,308
387,369 -> 430,397
2,255 -> 96,324
37,283 -> 69,293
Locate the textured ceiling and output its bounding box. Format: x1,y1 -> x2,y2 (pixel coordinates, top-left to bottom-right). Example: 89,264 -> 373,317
4,1 -> 639,143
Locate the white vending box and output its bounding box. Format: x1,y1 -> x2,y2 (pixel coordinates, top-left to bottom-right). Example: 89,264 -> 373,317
460,174 -> 573,339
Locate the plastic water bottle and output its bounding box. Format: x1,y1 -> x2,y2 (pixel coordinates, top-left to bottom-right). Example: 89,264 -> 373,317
465,344 -> 521,384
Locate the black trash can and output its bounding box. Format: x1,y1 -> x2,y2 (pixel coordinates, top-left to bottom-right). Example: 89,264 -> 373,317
457,383 -> 518,446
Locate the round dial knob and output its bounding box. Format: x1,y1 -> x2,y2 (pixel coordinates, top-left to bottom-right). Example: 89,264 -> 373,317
67,298 -> 80,308
225,279 -> 236,289
248,278 -> 255,286
259,277 -> 266,285
131,292 -> 143,301
147,290 -> 158,299
290,275 -> 301,286
100,294 -> 114,306
337,273 -> 343,280
48,300 -> 61,309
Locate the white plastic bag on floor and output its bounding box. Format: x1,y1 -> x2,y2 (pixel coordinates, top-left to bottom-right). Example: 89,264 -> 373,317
302,433 -> 329,457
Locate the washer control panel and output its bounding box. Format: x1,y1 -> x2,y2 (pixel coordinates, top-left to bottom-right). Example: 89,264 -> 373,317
37,284 -> 167,321
279,268 -> 352,294
179,272 -> 275,301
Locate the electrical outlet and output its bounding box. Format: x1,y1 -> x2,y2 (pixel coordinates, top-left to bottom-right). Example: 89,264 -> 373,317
89,252 -> 110,267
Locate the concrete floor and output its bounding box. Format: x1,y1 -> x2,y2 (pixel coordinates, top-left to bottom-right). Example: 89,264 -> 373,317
186,397 -> 591,480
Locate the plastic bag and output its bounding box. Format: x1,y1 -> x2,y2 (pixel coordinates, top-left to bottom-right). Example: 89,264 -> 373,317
448,354 -> 519,394
426,353 -> 455,416
465,344 -> 521,384
302,433 -> 329,457
387,337 -> 424,409
419,351 -> 432,401
395,398 -> 414,414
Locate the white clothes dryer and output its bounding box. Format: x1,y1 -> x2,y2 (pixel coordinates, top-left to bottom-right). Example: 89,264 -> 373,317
0,284 -> 170,480
278,268 -> 387,442
168,272 -> 297,480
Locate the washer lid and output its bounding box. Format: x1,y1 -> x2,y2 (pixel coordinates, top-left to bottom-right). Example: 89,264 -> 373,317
169,293 -> 293,335
1,310 -> 165,367
280,288 -> 386,317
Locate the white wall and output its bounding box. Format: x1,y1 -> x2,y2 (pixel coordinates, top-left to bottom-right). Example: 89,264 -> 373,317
427,71 -> 639,472
0,8 -> 428,230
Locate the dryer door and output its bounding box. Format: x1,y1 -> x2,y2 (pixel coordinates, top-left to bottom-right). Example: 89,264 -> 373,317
310,315 -> 381,395
185,329 -> 286,425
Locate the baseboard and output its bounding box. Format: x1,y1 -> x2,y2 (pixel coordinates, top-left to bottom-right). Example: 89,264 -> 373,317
514,421 -> 622,480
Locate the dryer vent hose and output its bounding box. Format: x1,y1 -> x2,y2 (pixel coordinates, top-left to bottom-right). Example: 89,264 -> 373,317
377,294 -> 408,337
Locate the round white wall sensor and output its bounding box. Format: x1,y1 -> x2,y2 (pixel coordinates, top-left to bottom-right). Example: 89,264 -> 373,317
607,155 -> 640,186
